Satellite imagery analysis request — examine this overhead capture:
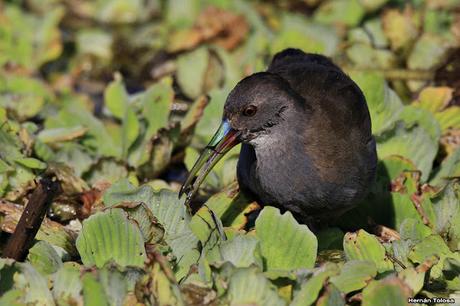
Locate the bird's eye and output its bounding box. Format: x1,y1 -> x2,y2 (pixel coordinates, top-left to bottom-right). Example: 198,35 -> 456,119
243,105 -> 257,117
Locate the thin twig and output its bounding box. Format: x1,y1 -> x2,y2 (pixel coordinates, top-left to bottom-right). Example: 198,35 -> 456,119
386,252 -> 407,269
3,175 -> 61,261
343,67 -> 435,81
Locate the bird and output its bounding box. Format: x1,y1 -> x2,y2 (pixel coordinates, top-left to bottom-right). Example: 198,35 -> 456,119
180,48 -> 377,226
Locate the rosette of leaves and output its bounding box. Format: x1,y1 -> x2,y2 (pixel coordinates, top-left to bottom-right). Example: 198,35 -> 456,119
76,208 -> 146,268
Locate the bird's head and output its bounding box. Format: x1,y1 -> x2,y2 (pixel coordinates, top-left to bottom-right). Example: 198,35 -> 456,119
179,72 -> 305,205
223,72 -> 304,144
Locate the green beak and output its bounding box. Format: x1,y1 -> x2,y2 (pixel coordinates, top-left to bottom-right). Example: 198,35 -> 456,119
180,119 -> 240,207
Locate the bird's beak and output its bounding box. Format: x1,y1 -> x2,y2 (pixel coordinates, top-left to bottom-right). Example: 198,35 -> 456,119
179,119 -> 240,206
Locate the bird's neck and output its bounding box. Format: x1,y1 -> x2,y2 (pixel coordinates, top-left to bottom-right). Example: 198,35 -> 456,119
248,105 -> 311,173
246,123 -> 319,213
250,124 -> 307,166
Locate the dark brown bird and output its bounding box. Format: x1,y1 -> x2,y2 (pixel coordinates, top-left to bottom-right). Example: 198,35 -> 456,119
180,48 -> 377,225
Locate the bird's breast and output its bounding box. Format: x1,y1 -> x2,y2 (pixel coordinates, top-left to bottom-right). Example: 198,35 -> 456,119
237,140 -> 372,217
237,142 -> 319,211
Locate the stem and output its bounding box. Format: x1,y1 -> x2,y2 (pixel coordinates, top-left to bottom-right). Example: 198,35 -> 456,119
3,175 -> 61,261
343,67 -> 435,81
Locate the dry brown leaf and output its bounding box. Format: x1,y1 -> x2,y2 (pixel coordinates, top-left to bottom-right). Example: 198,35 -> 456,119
0,199 -> 77,240
440,128 -> 460,154
374,224 -> 401,242
168,6 -> 249,52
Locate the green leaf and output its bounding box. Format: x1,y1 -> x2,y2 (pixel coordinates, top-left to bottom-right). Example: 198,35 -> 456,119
316,284 -> 345,306
85,159 -> 128,185
443,257 -> 460,291
53,143 -> 93,177
0,74 -> 52,120
189,185 -> 254,242
76,208 -> 146,268
37,126 -> 88,144
413,86 -> 460,133
408,234 -> 455,278
103,179 -> 153,206
382,8 -> 418,51
52,262 -> 83,305
391,190 -> 436,231
104,180 -> 165,243
97,267 -> 132,306
398,267 -> 425,294
226,267 -> 286,306
399,218 -> 432,243
104,75 -> 139,158
92,0 -> 147,24
346,43 -> 396,69
343,230 -> 394,273
407,33 -> 455,70
5,164 -> 35,199
194,87 -> 230,142
103,181 -> 198,275
82,273 -> 109,306
141,78 -> 174,138
362,277 -> 410,306
435,107 -> 460,132
176,47 -> 209,99
416,86 -> 453,114
121,108 -> 140,158
0,123 -> 27,165
148,260 -> 185,306
0,289 -> 24,306
14,158 -> 47,170
350,72 -> 403,135
255,206 -> 317,271
211,46 -> 244,89
0,107 -> 6,122
181,95 -> 209,133
165,0 -> 200,29
272,14 -> 339,56
424,9 -> 456,38
15,262 -> 55,306
379,155 -> 416,181
146,189 -> 200,280
291,263 -> 340,306
330,260 -> 377,294
0,6 -> 63,69
314,0 -> 365,27
0,258 -> 18,295
27,241 -> 62,275
35,226 -> 77,259
377,123 -> 438,181
432,182 -> 460,237
411,235 -> 451,263
45,98 -> 120,158
399,106 -> 441,143
362,19 -> 389,47
77,29 -> 113,61
219,234 -> 262,268
128,78 -> 174,167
